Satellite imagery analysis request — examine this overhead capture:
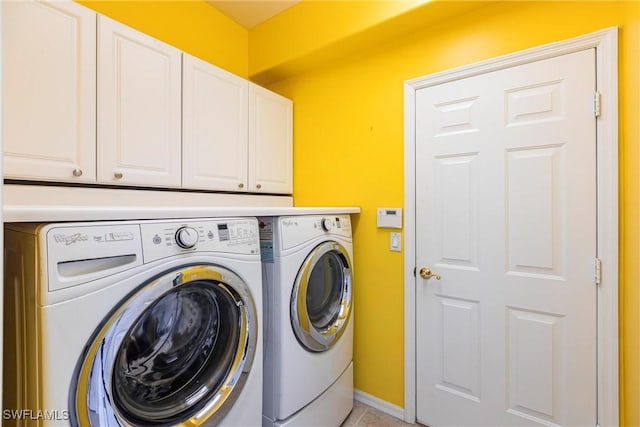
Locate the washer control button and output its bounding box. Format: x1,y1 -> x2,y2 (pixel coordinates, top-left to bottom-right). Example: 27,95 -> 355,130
175,227 -> 199,249
320,218 -> 333,232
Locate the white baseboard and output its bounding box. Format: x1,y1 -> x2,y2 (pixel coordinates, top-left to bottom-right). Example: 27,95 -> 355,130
354,389 -> 405,421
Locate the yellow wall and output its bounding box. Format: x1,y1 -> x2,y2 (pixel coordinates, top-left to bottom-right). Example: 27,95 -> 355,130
248,0 -> 484,84
266,1 -> 640,423
67,1 -> 640,424
249,1 -> 506,85
77,0 -> 248,77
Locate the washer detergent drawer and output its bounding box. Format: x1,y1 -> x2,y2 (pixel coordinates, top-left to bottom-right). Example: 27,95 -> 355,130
45,224 -> 143,292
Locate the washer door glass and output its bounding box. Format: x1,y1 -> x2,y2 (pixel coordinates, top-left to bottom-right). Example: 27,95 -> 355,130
72,264 -> 257,426
113,282 -> 238,423
291,242 -> 352,352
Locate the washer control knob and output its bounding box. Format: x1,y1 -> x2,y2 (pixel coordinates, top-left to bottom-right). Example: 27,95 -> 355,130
320,217 -> 333,232
175,227 -> 199,249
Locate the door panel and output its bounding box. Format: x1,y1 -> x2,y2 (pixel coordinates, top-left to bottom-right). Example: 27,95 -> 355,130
248,83 -> 293,194
415,49 -> 596,426
507,146 -> 565,277
506,307 -> 565,423
182,53 -> 249,191
3,0 -> 96,182
98,16 -> 181,188
438,296 -> 480,400
434,154 -> 479,269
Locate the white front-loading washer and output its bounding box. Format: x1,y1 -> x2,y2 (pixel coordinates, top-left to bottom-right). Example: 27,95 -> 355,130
3,217 -> 262,426
260,214 -> 354,427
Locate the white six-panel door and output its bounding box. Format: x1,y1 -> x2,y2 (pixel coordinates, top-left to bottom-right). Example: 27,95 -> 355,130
415,49 -> 597,426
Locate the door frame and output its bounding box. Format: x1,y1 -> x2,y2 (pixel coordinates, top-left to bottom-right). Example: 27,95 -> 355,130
403,27 -> 618,426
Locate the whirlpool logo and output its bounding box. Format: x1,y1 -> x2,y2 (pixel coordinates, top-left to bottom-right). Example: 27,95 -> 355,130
53,232 -> 89,246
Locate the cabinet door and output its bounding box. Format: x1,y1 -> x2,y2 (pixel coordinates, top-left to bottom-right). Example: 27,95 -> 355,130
3,0 -> 96,183
182,54 -> 248,191
98,16 -> 181,188
248,84 -> 293,194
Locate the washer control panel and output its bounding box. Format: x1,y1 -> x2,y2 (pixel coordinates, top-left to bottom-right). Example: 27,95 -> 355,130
42,218 -> 259,293
140,218 -> 259,263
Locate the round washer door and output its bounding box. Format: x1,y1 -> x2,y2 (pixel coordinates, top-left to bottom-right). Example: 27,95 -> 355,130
71,264 -> 258,426
290,241 -> 352,352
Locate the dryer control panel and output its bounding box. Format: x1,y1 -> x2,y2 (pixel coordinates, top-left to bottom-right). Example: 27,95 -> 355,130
141,219 -> 260,263
278,215 -> 352,251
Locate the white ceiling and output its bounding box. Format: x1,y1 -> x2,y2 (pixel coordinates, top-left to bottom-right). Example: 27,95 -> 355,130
207,1 -> 300,29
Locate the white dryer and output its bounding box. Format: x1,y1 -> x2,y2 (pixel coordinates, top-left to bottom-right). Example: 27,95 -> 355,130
3,218 -> 263,426
260,214 -> 354,427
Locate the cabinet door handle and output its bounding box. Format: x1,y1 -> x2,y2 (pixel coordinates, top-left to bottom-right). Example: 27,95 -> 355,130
256,184 -> 262,189
72,168 -> 83,177
114,171 -> 124,180
238,183 -> 244,189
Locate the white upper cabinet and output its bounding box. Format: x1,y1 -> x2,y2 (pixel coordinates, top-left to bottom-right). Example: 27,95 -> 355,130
97,16 -> 182,188
182,54 -> 249,191
3,0 -> 96,183
249,83 -> 293,194
4,2 -> 293,195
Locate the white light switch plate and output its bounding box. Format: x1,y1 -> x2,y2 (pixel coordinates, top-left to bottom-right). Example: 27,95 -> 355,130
390,232 -> 402,252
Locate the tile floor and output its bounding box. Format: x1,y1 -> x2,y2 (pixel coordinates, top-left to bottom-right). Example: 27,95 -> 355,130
342,400 -> 416,427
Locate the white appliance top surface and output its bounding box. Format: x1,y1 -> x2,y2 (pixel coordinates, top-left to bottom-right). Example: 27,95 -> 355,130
3,184 -> 359,222
6,205 -> 360,222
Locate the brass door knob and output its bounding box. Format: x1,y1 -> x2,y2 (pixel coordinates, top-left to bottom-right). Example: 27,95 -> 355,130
419,267 -> 441,280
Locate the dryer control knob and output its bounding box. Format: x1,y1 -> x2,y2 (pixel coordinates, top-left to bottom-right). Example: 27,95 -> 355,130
320,218 -> 333,232
175,227 -> 199,249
